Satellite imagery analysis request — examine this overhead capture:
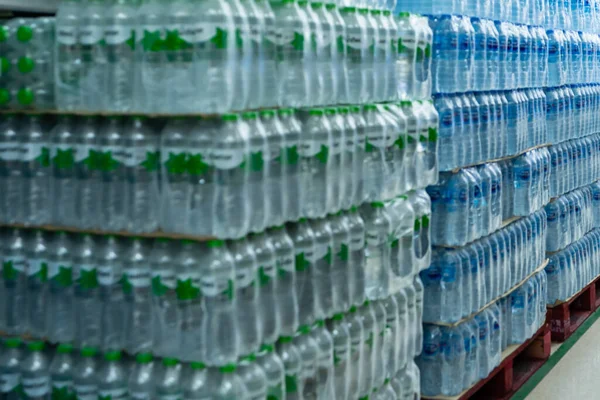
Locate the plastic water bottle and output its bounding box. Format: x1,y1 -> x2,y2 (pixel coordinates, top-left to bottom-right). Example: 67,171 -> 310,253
271,0 -> 312,107
229,238 -> 260,359
78,0 -> 104,112
73,347 -> 99,400
99,117 -> 128,231
0,116 -> 21,224
128,353 -> 155,399
211,115 -> 250,239
125,117 -> 160,233
97,351 -> 128,400
361,202 -> 391,300
22,115 -> 51,226
73,234 -> 100,349
256,344 -> 285,400
50,116 -> 77,226
55,0 -> 82,110
418,324 -> 441,397
123,238 -> 153,355
97,235 -> 124,352
155,358 -> 183,399
74,116 -> 100,230
49,343 -> 75,400
276,336 -> 302,398
201,239 -> 238,366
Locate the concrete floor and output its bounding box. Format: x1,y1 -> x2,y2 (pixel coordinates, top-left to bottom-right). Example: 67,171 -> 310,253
525,317 -> 600,399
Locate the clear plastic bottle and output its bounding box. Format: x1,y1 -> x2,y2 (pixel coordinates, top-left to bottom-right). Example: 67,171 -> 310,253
160,118 -> 191,235
49,343 -> 75,400
55,0 -> 82,110
73,234 -> 101,349
79,0 -> 104,112
229,238 -> 261,358
125,116 -> 160,233
128,353 -> 155,399
98,117 -> 128,231
150,238 -> 178,358
256,345 -> 285,400
22,115 -> 50,226
51,116 -> 77,226
47,231 -> 75,344
97,351 -> 128,400
201,240 -> 238,366
74,116 -> 100,230
212,114 -> 250,239
174,240 -> 203,362
360,202 -> 391,300
123,238 -> 153,355
155,358 -> 183,399
20,341 -> 50,400
271,0 -> 312,107
73,347 -> 99,400
97,235 -> 125,352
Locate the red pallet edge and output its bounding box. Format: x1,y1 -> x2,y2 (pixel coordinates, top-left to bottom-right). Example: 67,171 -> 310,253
423,322 -> 551,400
548,275 -> 600,342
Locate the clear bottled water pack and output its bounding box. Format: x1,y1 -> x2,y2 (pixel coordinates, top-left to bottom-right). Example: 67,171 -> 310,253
548,133 -> 600,198
428,149 -> 550,248
500,147 -> 552,218
0,338 -> 422,400
546,84 -> 600,145
421,209 -> 547,324
545,183 -> 599,253
428,165 -> 503,247
0,104 -> 438,239
53,0 -> 433,114
435,89 -> 548,171
418,269 -> 547,397
545,228 -> 600,304
0,195 -> 426,364
0,18 -> 55,110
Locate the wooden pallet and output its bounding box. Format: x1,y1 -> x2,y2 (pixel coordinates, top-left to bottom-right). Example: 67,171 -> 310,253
547,275 -> 600,342
423,323 -> 551,400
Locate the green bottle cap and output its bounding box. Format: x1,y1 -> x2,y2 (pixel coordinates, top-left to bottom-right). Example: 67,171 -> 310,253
341,6 -> 356,12
162,357 -> 179,366
81,347 -> 98,357
278,336 -> 294,343
309,108 -> 325,116
332,313 -> 344,321
297,324 -> 312,335
220,364 -> 237,373
57,343 -> 74,354
260,110 -> 276,118
260,344 -> 274,353
371,9 -> 381,14
17,88 -> 34,106
242,111 -> 258,120
222,114 -> 239,122
364,104 -> 377,111
17,57 -> 34,74
313,320 -> 325,328
0,88 -> 11,106
136,353 -> 153,364
16,25 -> 33,43
325,3 -> 336,9
4,338 -> 20,348
208,239 -> 225,248
104,351 -> 122,361
324,108 -> 337,115
190,361 -> 206,370
398,11 -> 410,17
371,202 -> 385,208
311,2 -> 323,7
27,341 -> 45,351
358,8 -> 369,14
